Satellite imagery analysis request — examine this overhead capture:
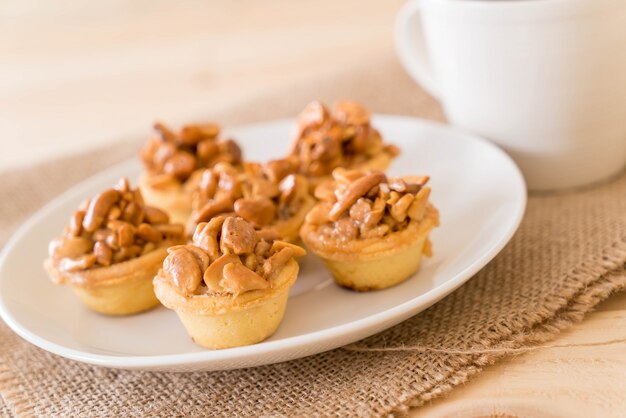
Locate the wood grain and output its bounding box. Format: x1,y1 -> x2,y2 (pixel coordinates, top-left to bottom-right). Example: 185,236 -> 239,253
0,0 -> 401,170
413,294 -> 626,418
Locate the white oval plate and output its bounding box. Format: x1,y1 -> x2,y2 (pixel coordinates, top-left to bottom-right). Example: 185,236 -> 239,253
0,116 -> 525,372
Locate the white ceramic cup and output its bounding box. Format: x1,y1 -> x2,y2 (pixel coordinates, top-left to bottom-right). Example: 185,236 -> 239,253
395,0 -> 626,190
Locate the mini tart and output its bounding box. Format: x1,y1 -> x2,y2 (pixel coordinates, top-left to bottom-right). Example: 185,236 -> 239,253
154,258 -> 298,349
139,121 -> 243,224
138,172 -> 198,225
46,243 -> 177,315
289,100 -> 399,189
44,177 -> 186,315
301,206 -> 438,290
154,216 -> 304,349
300,169 -> 439,291
188,160 -> 316,243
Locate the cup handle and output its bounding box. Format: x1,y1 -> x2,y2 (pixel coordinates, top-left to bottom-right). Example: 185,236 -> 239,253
394,0 -> 440,98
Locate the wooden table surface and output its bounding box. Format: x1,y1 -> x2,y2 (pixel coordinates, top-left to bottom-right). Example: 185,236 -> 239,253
2,1 -> 625,416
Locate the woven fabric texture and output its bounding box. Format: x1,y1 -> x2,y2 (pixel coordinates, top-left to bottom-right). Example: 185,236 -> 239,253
1,56 -> 625,417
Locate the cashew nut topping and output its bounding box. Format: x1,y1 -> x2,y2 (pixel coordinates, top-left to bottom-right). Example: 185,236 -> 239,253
295,100 -> 329,135
82,189 -> 120,233
143,206 -> 169,224
407,187 -> 431,222
313,181 -> 337,202
113,245 -> 143,263
304,202 -> 332,225
93,241 -> 113,266
289,101 -> 399,177
197,139 -> 219,162
164,247 -> 202,296
69,210 -> 85,237
221,263 -> 268,294
48,177 -> 185,273
193,197 -> 233,224
153,223 -> 185,239
163,216 -> 304,296
256,228 -> 281,242
220,217 -> 256,255
184,245 -> 211,272
270,240 -> 306,258
163,151 -> 196,180
59,254 -> 97,272
193,216 -> 226,261
234,197 -> 276,227
263,158 -> 298,183
49,237 -> 93,259
250,177 -> 280,199
203,253 -> 241,292
198,169 -> 218,200
140,121 -> 243,183
136,223 -> 162,244
263,247 -> 294,278
122,201 -> 144,226
389,194 -> 415,223
180,123 -> 220,145
116,223 -> 135,247
329,171 -> 386,221
303,168 -> 435,242
188,157 -> 313,235
107,206 -> 122,221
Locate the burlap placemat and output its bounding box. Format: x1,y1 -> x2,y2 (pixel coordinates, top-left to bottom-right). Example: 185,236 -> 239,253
1,56 -> 625,417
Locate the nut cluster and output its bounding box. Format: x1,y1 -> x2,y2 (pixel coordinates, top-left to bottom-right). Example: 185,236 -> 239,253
48,178 -> 185,273
163,216 -> 305,296
289,101 -> 399,177
189,159 -> 310,230
140,121 -> 243,185
304,168 -> 432,241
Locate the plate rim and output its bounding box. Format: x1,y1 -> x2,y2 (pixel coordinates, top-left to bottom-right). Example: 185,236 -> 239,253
0,115 -> 527,370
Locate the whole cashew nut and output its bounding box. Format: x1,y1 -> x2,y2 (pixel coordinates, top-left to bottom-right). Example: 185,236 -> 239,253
328,172 -> 386,221
82,189 -> 120,232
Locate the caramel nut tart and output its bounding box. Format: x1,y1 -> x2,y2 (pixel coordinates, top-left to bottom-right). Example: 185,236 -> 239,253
139,121 -> 243,224
300,168 -> 439,291
289,100 -> 400,189
187,160 -> 315,242
154,216 -> 305,349
44,178 -> 186,315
